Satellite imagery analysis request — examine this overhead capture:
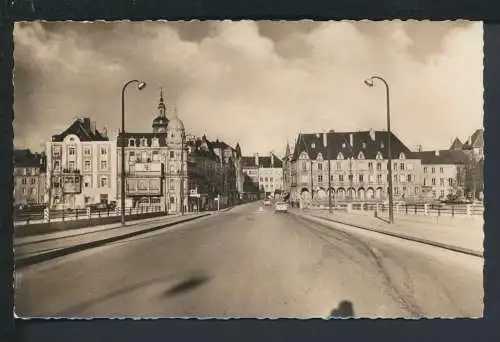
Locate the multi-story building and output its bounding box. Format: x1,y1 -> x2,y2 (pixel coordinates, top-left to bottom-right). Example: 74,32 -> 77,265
242,153 -> 284,198
449,128 -> 484,200
13,149 -> 47,206
186,135 -> 238,210
286,129 -> 422,204
413,149 -> 469,201
208,138 -> 242,204
46,117 -> 116,209
116,91 -> 187,213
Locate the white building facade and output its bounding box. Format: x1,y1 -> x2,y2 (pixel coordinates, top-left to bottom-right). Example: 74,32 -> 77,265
45,118 -> 117,209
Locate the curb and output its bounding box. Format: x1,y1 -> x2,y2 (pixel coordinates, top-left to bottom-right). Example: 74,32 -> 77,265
294,212 -> 483,258
15,214 -> 211,269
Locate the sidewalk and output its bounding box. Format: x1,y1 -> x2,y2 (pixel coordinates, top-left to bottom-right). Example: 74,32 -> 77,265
295,209 -> 483,257
15,213 -> 210,267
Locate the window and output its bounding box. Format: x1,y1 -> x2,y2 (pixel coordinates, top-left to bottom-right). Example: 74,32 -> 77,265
358,152 -> 365,159
432,178 -> 436,185
359,175 -> 364,182
100,177 -> 108,188
318,163 -> 322,171
22,178 -> 27,185
440,178 -> 444,186
152,138 -> 159,147
348,174 -> 353,181
393,163 -> 398,170
440,167 -> 444,173
84,181 -> 90,188
129,139 -> 136,147
400,163 -> 405,171
330,175 -> 334,181
170,151 -> 175,159
381,142 -> 385,148
376,152 -> 383,160
101,160 -> 107,170
141,138 -> 148,147
394,175 -> 398,182
68,147 -> 76,156
368,162 -> 373,170
31,187 -> 36,195
337,152 -> 344,160
407,174 -> 412,182
129,151 -> 135,161
362,142 -> 366,149
84,147 -> 91,156
424,167 -> 428,173
68,161 -> 75,171
440,190 -> 445,197
302,161 -> 307,171
318,175 -> 323,182
431,167 -> 435,173
415,187 -> 420,194
170,197 -> 175,204
377,174 -> 382,183
339,175 -> 344,182
54,160 -> 61,171
376,162 -> 382,171
265,177 -> 268,182
448,178 -> 453,186
101,147 -> 107,155
30,178 -> 36,185
22,188 -> 27,195
152,151 -> 160,161
394,187 -> 399,195
402,186 -> 407,193
336,162 -> 342,170
260,177 -> 263,182
84,160 -> 91,171
342,143 -> 346,148
424,178 -> 427,186
399,174 -> 406,183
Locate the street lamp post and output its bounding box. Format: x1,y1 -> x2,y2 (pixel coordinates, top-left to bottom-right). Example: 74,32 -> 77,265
180,132 -> 185,216
120,79 -> 147,226
364,76 -> 394,224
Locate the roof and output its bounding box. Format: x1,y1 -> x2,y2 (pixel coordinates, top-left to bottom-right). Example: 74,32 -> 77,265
413,150 -> 470,165
14,149 -> 46,169
52,117 -> 109,142
241,153 -> 283,168
449,137 -> 463,150
291,130 -> 413,162
461,129 -> 484,150
117,133 -> 169,147
187,138 -> 221,162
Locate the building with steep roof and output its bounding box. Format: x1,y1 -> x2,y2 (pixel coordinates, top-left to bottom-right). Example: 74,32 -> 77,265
286,129 -> 422,203
13,149 -> 47,206
46,117 -> 116,209
116,93 -> 187,213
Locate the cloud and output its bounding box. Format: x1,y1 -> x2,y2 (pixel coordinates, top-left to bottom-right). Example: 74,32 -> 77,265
13,20 -> 483,156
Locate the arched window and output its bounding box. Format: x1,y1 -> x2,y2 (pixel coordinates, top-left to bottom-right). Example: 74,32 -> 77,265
376,152 -> 383,160
399,152 -> 406,160
337,152 -> 344,160
358,152 -> 365,160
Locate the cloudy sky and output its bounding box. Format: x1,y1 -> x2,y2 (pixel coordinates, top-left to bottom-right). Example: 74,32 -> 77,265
13,20 -> 483,156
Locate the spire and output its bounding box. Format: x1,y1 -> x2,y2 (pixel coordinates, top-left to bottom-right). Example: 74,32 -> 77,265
285,141 -> 291,156
235,142 -> 242,157
157,86 -> 166,117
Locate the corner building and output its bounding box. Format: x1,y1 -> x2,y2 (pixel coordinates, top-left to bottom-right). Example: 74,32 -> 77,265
285,130 -> 422,204
116,91 -> 187,213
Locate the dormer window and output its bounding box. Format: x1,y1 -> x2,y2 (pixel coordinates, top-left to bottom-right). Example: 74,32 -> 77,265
362,142 -> 366,149
342,143 -> 346,148
311,143 -> 316,149
399,152 -> 406,159
358,152 -> 365,159
381,142 -> 385,148
152,138 -> 160,147
376,152 -> 383,160
129,139 -> 136,147
140,138 -> 148,147
337,152 -> 344,160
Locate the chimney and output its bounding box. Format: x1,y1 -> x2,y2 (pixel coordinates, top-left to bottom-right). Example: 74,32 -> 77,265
102,126 -> 108,138
349,133 -> 354,147
271,153 -> 274,167
435,150 -> 440,156
91,121 -> 97,134
323,132 -> 327,147
417,145 -> 423,152
369,128 -> 376,141
83,118 -> 91,130
254,153 -> 259,166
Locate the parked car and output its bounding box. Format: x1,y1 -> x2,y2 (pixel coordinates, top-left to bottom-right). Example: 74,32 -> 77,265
263,199 -> 272,206
275,201 -> 289,213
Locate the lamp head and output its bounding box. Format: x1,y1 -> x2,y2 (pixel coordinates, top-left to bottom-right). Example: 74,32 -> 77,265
364,78 -> 374,87
137,81 -> 147,90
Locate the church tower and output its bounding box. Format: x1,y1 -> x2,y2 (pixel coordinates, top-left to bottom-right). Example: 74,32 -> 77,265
152,87 -> 169,133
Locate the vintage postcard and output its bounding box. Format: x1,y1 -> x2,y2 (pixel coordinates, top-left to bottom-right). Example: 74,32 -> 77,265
12,20 -> 484,318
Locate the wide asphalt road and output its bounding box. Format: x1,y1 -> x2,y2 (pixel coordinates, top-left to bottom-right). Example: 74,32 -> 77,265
14,202 -> 483,318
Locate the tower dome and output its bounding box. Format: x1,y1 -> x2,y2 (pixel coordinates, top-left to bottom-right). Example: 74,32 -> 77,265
167,105 -> 185,132
152,87 -> 169,133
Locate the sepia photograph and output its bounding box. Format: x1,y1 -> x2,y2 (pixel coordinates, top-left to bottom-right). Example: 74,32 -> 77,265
12,20 -> 484,318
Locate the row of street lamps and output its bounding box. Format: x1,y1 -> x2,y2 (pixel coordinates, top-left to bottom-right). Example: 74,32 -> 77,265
120,75 -> 395,226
